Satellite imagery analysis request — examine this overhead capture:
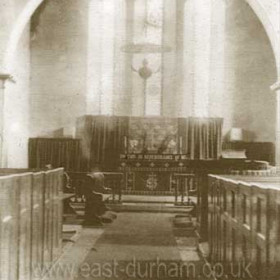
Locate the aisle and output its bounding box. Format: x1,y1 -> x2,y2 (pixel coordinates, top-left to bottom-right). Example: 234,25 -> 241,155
73,213 -> 205,280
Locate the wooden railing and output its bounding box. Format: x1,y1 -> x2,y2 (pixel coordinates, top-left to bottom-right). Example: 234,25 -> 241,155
173,173 -> 197,205
0,168 -> 64,280
208,174 -> 280,280
68,172 -> 124,203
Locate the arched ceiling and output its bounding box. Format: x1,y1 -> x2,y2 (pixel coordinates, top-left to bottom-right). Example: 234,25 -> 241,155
1,0 -> 279,73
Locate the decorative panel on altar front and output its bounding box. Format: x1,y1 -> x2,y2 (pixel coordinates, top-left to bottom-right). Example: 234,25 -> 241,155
134,172 -> 173,192
128,117 -> 178,154
120,154 -> 188,194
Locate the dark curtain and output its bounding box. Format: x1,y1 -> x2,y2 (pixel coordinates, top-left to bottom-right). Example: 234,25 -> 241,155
28,138 -> 82,171
179,117 -> 223,159
78,116 -> 221,168
86,116 -> 129,170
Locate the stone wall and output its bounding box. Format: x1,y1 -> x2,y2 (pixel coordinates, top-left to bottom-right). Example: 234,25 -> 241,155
30,0 -> 88,136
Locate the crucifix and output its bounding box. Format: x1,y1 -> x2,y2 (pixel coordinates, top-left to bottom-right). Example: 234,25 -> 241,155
121,0 -> 171,116
131,58 -> 160,115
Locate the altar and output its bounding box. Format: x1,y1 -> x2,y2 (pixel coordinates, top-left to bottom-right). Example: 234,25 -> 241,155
75,115 -> 223,192
76,115 -> 223,167
119,154 -> 189,194
74,115 -> 271,194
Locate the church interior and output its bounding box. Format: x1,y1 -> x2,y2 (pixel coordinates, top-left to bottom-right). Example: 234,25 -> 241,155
0,0 -> 280,279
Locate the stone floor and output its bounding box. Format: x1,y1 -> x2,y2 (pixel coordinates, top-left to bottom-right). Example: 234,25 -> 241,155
43,211 -> 212,280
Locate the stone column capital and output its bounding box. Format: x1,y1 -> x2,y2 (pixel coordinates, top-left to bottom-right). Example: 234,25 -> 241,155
271,79 -> 280,91
0,73 -> 14,89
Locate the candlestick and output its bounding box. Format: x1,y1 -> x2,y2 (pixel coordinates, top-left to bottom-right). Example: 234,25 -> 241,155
179,136 -> 182,154
124,136 -> 127,153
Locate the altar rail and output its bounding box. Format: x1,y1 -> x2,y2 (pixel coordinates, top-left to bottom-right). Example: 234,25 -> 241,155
0,168 -> 64,280
208,174 -> 280,280
68,172 -> 124,203
173,173 -> 196,205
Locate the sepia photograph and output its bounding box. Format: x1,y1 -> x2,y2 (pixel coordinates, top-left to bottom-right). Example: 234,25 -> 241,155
0,0 -> 280,279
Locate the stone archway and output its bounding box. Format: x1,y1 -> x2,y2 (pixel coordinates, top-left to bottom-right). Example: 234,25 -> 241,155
245,0 -> 280,73
246,0 -> 280,167
3,0 -> 278,74
3,0 -> 45,72
240,0 -> 280,166
243,1 -> 280,167
0,0 -> 46,167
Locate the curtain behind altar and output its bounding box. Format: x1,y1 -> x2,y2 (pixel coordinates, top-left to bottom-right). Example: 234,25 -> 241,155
178,117 -> 223,159
90,116 -> 128,168
77,116 -> 223,169
77,116 -> 129,170
28,138 -> 82,171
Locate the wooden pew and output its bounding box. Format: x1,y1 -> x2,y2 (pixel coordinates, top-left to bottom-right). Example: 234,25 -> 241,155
18,173 -> 33,280
207,174 -> 280,279
31,172 -> 45,277
0,168 -> 64,280
0,175 -> 20,279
